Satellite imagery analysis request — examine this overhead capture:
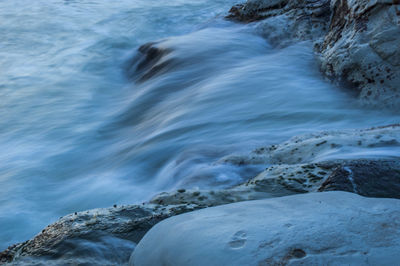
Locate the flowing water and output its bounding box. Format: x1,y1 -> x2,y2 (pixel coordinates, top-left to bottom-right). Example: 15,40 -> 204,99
0,0 -> 398,250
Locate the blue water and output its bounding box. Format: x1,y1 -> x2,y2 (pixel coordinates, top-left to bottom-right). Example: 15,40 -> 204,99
0,0 -> 398,250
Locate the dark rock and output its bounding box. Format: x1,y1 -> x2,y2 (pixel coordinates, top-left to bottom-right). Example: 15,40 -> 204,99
319,160 -> 400,199
126,42 -> 174,83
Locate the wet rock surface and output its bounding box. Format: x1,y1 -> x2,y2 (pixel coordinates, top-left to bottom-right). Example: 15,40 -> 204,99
0,203 -> 204,265
319,159 -> 400,198
2,125 -> 399,264
227,0 -> 400,108
126,42 -> 175,83
319,0 -> 400,108
228,0 -> 331,47
220,124 -> 400,165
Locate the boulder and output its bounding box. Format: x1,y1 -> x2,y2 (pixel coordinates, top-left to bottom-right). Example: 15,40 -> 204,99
131,191 -> 400,266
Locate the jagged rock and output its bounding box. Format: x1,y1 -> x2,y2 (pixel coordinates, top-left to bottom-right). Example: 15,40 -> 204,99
227,0 -> 331,47
227,0 -> 400,108
227,0 -> 331,23
131,191 -> 400,266
319,0 -> 400,108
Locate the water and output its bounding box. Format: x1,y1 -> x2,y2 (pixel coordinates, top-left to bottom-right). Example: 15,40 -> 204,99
0,0 -> 398,250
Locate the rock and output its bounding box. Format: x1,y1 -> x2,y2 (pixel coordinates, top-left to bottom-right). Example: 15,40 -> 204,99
237,158 -> 400,199
126,42 -> 175,83
0,203 -> 200,265
318,159 -> 400,198
238,162 -> 333,193
2,125 -> 400,264
227,0 -> 331,47
227,0 -> 400,108
227,0 -> 331,23
220,124 -> 400,165
131,191 -> 400,266
319,0 -> 400,108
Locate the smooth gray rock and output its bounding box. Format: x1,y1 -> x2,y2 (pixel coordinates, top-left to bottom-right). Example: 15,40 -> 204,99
132,192 -> 400,266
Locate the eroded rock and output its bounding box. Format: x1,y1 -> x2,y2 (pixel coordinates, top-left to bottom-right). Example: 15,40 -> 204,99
227,0 -> 400,108
319,0 -> 400,108
227,0 -> 331,47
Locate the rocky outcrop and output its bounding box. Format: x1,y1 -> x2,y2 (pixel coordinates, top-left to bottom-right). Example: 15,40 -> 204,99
227,0 -> 400,108
319,0 -> 400,108
228,0 -> 331,47
2,125 -> 399,264
131,191 -> 400,266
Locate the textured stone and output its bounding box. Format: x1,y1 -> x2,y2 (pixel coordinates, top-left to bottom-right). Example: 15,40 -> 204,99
318,159 -> 400,198
228,0 -> 400,108
227,0 -> 331,47
319,0 -> 400,108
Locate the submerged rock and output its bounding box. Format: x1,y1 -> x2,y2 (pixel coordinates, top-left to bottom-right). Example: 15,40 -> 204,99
131,191 -> 400,266
126,42 -> 175,83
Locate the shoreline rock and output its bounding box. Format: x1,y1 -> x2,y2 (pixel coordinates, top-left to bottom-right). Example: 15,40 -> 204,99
319,0 -> 400,108
1,1 -> 400,264
227,0 -> 400,109
2,125 -> 399,264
